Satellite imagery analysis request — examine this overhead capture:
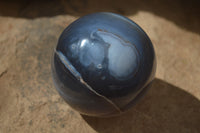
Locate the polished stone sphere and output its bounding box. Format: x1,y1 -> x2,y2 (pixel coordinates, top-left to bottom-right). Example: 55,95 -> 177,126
51,12 -> 156,117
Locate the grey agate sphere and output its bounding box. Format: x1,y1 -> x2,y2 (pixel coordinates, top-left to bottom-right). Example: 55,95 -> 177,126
51,12 -> 156,117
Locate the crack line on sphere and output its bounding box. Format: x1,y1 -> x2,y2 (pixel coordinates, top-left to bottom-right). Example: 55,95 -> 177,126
55,50 -> 122,113
79,78 -> 122,113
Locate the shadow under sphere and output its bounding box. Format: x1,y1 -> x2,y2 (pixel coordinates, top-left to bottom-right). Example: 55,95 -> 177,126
82,78 -> 200,133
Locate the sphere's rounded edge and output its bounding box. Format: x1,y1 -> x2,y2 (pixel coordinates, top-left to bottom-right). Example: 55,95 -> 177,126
51,12 -> 157,117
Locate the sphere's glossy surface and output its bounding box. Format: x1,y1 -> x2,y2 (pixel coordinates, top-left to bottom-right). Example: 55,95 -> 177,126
52,12 -> 156,117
